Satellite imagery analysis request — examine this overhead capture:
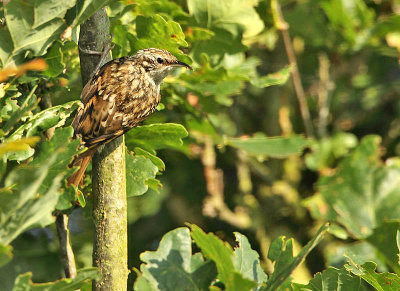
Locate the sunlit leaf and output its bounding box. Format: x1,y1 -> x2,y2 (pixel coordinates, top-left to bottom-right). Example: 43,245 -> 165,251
43,41 -> 64,77
133,15 -> 191,64
31,127 -> 81,206
134,0 -> 188,20
292,267 -> 363,291
0,243 -> 12,268
2,84 -> 38,136
68,0 -> 113,27
126,151 -> 159,197
188,0 -> 263,63
266,223 -> 329,290
188,0 -> 263,38
134,147 -> 165,171
7,101 -> 80,161
125,123 -> 188,154
12,267 -> 100,291
1,0 -> 76,66
250,65 -> 292,88
190,224 -> 257,291
135,227 -> 217,290
0,137 -> 40,157
345,260 -> 400,291
233,233 -> 268,289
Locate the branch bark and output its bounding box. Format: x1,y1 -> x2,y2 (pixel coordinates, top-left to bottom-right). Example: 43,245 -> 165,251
78,8 -> 128,291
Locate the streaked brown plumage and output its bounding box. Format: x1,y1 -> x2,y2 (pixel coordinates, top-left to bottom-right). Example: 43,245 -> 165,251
68,48 -> 192,187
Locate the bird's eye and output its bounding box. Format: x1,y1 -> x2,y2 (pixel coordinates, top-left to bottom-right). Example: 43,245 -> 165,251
157,57 -> 164,64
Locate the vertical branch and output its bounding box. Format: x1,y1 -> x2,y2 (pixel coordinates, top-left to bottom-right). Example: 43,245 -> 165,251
271,0 -> 315,138
78,8 -> 128,291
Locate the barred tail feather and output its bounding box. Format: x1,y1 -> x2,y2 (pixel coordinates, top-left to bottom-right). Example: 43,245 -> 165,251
67,149 -> 95,187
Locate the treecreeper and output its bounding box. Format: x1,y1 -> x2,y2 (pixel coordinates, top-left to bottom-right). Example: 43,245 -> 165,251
67,48 -> 192,187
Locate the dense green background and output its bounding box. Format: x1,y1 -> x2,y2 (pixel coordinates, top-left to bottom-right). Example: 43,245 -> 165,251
1,0 -> 400,290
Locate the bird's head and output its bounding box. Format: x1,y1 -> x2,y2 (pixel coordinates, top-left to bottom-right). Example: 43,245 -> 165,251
134,48 -> 192,85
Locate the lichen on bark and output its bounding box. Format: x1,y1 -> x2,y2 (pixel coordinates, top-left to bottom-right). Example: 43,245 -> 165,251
78,8 -> 128,291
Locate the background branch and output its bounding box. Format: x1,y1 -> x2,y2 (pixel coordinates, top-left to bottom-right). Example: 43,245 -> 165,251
55,214 -> 77,278
38,89 -> 77,279
271,0 -> 315,138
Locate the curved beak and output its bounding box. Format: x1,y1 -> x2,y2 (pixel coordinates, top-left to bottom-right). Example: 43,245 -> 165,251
174,61 -> 193,70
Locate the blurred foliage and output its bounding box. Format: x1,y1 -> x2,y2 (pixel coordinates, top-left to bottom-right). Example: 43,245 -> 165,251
1,0 -> 400,290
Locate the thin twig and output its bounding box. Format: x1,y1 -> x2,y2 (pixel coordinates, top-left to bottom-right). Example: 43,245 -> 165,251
271,0 -> 315,138
317,53 -> 331,138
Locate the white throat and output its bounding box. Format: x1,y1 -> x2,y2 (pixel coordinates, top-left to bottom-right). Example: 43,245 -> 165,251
149,66 -> 174,86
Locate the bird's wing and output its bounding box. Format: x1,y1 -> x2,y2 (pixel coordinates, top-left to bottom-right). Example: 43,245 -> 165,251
72,57 -> 136,147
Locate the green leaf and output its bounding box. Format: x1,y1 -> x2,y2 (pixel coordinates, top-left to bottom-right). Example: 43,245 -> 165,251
0,83 -> 20,122
345,260 -> 400,291
2,85 -> 38,136
320,0 -> 375,49
0,243 -> 13,268
126,150 -> 159,197
69,0 -> 113,27
178,56 -> 245,109
190,224 -> 257,291
187,0 -> 263,63
305,132 -> 358,171
0,128 -> 79,241
133,0 -> 188,20
1,0 -> 76,66
7,101 -> 80,161
228,135 -> 311,158
31,127 -> 81,209
292,267 -> 363,291
133,15 -> 191,64
125,123 -> 188,154
188,0 -> 263,38
0,137 -> 40,158
43,41 -> 64,77
134,147 -> 165,171
250,65 -> 292,88
266,223 -> 329,290
12,267 -> 100,291
135,227 -> 217,291
233,233 -> 268,289
0,154 -> 61,245
366,221 -> 400,274
304,135 -> 400,239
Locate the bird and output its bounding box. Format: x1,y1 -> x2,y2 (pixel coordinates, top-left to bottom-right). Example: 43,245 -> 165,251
67,48 -> 192,187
